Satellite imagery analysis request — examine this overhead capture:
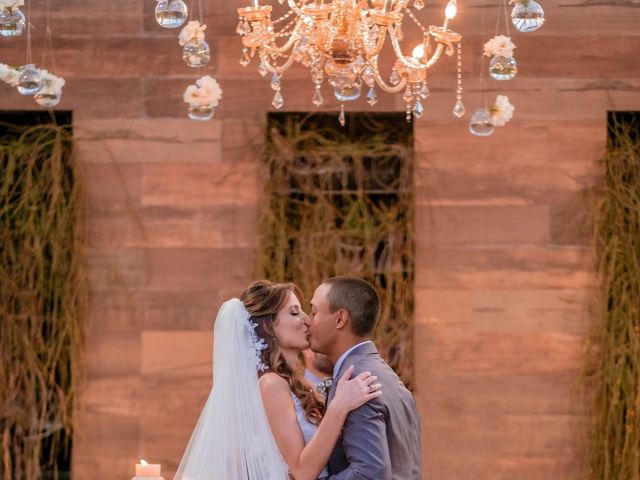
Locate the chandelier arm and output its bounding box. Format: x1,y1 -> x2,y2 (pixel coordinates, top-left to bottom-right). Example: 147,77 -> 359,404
260,49 -> 298,74
264,22 -> 303,54
371,60 -> 407,93
373,26 -> 388,56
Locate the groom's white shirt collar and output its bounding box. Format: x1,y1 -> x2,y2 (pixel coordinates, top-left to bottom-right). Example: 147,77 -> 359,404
332,340 -> 373,380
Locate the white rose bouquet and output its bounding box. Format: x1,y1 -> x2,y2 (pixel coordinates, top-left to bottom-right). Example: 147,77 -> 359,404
0,63 -> 20,86
483,35 -> 516,58
490,95 -> 515,127
179,20 -> 207,46
183,75 -> 222,107
0,0 -> 24,8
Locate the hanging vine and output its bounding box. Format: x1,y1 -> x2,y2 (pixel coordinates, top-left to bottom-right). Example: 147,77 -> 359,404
254,113 -> 415,387
0,123 -> 85,479
586,114 -> 640,480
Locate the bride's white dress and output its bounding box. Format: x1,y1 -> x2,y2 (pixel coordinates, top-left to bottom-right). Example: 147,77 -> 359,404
173,298 -> 329,480
291,392 -> 329,479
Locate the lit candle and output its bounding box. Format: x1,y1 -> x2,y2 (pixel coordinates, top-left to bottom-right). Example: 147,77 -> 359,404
443,0 -> 457,29
252,0 -> 259,6
134,459 -> 162,478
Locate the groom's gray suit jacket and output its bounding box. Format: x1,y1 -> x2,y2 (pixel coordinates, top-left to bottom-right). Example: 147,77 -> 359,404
327,342 -> 421,480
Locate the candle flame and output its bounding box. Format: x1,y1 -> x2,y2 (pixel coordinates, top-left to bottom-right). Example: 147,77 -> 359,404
140,459 -> 148,465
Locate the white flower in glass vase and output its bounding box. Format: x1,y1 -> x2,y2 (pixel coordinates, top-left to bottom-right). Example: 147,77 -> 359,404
0,0 -> 25,37
34,70 -> 65,107
183,75 -> 223,121
0,62 -> 20,86
490,95 -> 515,127
180,21 -> 211,67
484,35 -> 518,80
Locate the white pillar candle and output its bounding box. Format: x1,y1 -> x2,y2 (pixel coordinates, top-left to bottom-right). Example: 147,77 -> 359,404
135,460 -> 161,477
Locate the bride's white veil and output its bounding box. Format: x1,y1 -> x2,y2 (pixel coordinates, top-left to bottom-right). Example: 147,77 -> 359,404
173,298 -> 289,480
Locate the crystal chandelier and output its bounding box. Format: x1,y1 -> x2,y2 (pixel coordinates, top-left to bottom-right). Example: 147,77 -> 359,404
236,0 -> 464,124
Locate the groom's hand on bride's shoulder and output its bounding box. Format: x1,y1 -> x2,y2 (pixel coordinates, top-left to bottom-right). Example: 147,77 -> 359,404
331,365 -> 382,414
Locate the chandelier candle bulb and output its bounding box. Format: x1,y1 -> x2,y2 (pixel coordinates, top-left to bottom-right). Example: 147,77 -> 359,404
443,0 -> 456,29
412,43 -> 425,60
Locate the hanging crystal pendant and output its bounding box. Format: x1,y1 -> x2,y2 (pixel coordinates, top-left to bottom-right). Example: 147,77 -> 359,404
468,108 -> 495,136
511,0 -> 545,32
272,90 -> 284,109
312,87 -> 324,107
338,104 -> 346,127
453,99 -> 466,118
17,65 -> 42,96
155,0 -> 188,28
366,87 -> 378,106
270,72 -> 281,91
0,7 -> 25,37
182,40 -> 211,67
188,104 -> 214,121
258,59 -> 268,77
489,55 -> 518,80
235,19 -> 246,35
239,48 -> 250,67
402,86 -> 413,103
406,104 -> 412,123
419,82 -> 430,99
413,100 -> 425,118
389,68 -> 400,85
34,90 -> 62,107
413,0 -> 425,10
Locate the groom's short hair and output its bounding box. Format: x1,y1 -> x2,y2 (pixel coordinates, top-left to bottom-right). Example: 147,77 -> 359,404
324,276 -> 380,337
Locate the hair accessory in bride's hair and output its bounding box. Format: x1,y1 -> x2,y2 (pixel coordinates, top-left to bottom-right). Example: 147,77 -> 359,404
247,318 -> 269,372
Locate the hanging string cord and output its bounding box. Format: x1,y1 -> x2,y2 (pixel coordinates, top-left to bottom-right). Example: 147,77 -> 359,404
482,2 -> 488,107
42,0 -> 56,70
503,0 -> 511,36
25,0 -> 32,64
496,0 -> 511,36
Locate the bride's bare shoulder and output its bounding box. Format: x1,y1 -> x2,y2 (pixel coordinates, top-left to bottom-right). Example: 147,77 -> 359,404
259,372 -> 289,392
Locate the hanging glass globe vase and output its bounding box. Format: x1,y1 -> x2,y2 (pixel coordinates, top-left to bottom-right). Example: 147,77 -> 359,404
468,108 -> 495,137
489,55 -> 518,80
0,6 -> 25,37
155,0 -> 188,28
17,65 -> 42,96
188,104 -> 214,121
511,0 -> 545,33
182,39 -> 211,67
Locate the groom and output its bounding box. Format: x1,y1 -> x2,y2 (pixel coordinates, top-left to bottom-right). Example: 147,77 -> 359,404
308,276 -> 421,480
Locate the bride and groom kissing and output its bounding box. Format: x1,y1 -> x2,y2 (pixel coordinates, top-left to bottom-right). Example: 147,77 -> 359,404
174,276 -> 421,480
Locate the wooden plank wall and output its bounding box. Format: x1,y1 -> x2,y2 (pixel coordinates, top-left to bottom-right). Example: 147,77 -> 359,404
1,1 -> 639,479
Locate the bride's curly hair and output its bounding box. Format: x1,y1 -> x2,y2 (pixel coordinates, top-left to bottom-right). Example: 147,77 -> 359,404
241,280 -> 324,425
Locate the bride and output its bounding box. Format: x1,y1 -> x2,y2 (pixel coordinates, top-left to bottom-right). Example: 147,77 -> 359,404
173,280 -> 382,480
